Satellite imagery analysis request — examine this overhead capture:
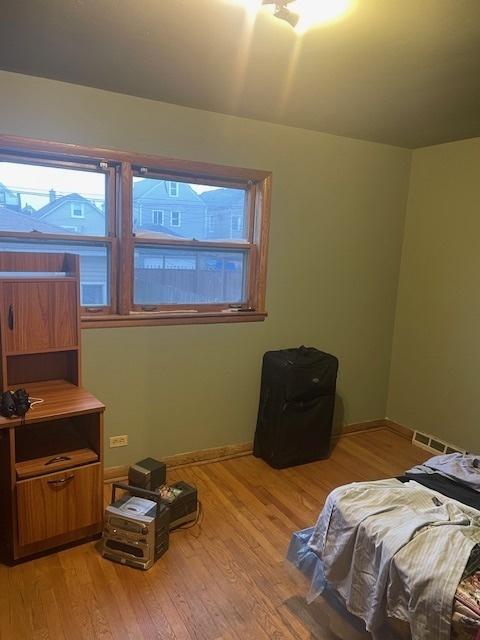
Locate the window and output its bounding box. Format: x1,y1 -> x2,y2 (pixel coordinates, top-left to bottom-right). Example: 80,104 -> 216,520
151,209 -> 164,226
168,181 -> 179,197
71,202 -> 85,218
231,215 -> 242,234
0,134 -> 271,327
171,211 -> 181,227
135,203 -> 143,226
82,283 -> 107,306
134,247 -> 245,305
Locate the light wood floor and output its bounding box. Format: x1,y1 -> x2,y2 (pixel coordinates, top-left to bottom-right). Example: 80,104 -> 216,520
0,429 -> 427,640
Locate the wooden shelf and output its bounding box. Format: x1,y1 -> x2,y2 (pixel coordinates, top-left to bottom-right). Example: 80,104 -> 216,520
5,346 -> 80,357
0,380 -> 105,430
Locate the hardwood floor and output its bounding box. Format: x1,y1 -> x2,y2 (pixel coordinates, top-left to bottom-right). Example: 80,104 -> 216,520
0,429 -> 427,640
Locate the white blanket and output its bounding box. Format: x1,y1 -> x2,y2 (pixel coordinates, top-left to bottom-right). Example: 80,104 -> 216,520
308,478 -> 480,640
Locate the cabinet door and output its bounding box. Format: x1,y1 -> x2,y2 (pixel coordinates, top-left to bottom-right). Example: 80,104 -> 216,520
16,463 -> 102,547
2,281 -> 78,353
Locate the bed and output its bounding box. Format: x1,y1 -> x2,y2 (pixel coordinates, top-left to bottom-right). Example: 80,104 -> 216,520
287,453 -> 480,640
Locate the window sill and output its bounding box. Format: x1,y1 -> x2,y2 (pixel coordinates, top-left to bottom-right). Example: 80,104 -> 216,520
81,310 -> 267,329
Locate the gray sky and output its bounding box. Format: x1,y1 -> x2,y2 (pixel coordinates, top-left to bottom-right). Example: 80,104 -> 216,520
0,161 -> 215,211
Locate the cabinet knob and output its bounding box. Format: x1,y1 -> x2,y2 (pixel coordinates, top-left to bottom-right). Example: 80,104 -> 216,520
8,305 -> 14,330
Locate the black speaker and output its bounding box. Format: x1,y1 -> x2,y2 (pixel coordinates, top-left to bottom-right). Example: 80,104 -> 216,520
128,457 -> 166,491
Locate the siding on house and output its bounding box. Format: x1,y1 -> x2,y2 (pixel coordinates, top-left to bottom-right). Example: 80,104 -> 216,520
0,181 -> 21,211
34,193 -> 106,236
200,188 -> 246,241
133,179 -> 206,239
1,179 -> 248,306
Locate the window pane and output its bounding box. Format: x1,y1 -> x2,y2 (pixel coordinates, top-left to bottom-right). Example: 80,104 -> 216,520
134,246 -> 247,305
0,240 -> 109,306
0,161 -> 107,236
133,177 -> 247,242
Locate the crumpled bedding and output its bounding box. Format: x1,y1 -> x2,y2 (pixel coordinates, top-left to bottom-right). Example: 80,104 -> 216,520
287,480 -> 480,640
407,453 -> 480,493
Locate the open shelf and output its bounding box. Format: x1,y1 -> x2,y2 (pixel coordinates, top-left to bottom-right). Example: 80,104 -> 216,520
7,350 -> 80,387
0,380 -> 104,429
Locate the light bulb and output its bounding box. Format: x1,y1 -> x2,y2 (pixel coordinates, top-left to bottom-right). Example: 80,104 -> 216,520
229,0 -> 263,13
289,0 -> 355,33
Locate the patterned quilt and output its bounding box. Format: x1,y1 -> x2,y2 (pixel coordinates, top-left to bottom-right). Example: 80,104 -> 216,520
452,571 -> 480,639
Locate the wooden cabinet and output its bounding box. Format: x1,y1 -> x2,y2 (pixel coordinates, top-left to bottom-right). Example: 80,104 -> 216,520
0,252 -> 104,563
0,381 -> 105,561
0,252 -> 81,391
1,280 -> 79,353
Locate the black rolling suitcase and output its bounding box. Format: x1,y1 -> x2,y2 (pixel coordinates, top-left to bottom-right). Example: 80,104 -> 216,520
253,346 -> 338,468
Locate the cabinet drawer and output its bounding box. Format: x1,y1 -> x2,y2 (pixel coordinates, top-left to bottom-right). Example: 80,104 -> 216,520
16,463 -> 102,547
16,448 -> 99,480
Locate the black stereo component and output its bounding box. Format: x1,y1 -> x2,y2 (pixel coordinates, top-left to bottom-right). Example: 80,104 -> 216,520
128,457 -> 166,492
0,388 -> 31,418
160,481 -> 198,529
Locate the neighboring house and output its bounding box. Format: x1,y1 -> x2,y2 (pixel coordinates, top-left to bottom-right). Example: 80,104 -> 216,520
22,204 -> 36,216
1,182 -> 246,306
33,192 -> 105,235
0,206 -> 66,233
133,179 -> 206,239
0,205 -> 108,306
200,188 -> 246,240
0,182 -> 21,212
132,183 -> 246,303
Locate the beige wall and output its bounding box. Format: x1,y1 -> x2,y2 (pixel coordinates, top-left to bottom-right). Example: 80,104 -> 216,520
0,71 -> 411,466
388,137 -> 480,451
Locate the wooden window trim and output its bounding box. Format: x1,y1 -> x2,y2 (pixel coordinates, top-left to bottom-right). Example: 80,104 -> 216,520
0,134 -> 271,328
130,167 -> 256,313
81,310 -> 268,329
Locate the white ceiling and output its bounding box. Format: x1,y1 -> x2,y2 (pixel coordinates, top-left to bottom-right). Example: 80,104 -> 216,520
1,0 -> 480,148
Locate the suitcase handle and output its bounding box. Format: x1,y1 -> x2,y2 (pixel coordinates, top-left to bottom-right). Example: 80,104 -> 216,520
283,396 -> 321,411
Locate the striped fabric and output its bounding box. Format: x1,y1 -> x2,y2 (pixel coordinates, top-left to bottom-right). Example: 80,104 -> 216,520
308,478 -> 480,640
408,453 -> 480,492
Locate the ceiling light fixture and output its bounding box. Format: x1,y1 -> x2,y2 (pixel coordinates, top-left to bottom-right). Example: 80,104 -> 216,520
262,0 -> 299,28
232,0 -> 355,33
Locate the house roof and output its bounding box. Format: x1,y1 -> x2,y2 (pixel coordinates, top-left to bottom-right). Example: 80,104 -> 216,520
133,179 -> 204,205
0,207 -> 67,233
35,193 -> 104,219
200,188 -> 245,209
135,224 -> 182,239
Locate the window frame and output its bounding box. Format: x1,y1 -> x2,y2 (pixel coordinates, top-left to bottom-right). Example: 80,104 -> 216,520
70,202 -> 85,218
170,210 -> 181,227
151,209 -> 165,226
231,214 -> 243,234
0,134 -> 271,328
0,149 -> 116,316
81,282 -> 107,306
168,181 -> 179,197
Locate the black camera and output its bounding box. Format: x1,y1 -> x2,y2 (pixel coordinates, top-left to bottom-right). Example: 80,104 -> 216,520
0,388 -> 31,418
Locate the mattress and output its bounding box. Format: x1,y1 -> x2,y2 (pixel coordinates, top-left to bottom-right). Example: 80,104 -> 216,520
287,527 -> 480,640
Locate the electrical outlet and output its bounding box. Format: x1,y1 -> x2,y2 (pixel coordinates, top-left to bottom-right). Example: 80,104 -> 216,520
110,435 -> 128,448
